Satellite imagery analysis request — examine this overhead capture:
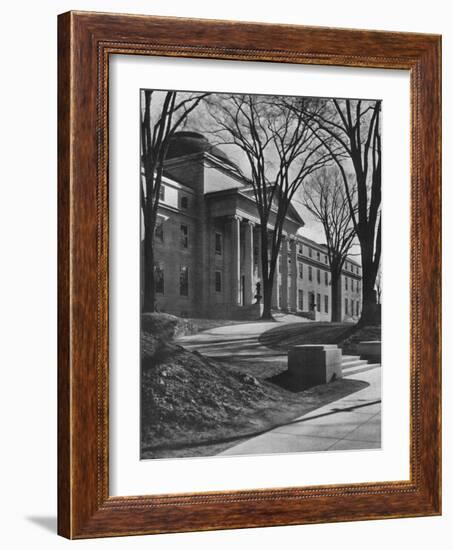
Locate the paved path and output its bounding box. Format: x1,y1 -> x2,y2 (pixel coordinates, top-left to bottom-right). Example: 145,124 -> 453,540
220,366 -> 381,456
177,313 -> 305,367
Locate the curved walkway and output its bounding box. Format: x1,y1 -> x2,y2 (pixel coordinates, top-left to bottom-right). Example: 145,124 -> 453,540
176,313 -> 305,362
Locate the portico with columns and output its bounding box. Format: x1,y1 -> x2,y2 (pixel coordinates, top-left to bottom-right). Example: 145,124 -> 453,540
206,186 -> 303,319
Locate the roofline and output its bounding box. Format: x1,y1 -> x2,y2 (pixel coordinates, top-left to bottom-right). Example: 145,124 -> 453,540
296,235 -> 362,268
205,187 -> 305,228
160,173 -> 195,193
164,150 -> 245,184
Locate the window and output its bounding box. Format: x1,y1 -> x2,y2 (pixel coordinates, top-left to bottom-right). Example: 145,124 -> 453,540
215,232 -> 222,255
158,185 -> 165,201
180,195 -> 188,209
324,271 -> 328,285
345,276 -> 348,290
356,300 -> 360,316
179,266 -> 189,296
345,298 -> 349,315
308,266 -> 312,281
215,271 -> 222,292
317,269 -> 321,284
155,217 -> 164,242
324,295 -> 329,313
154,263 -> 164,294
180,224 -> 188,248
317,251 -> 320,261
316,293 -> 321,312
325,255 -> 328,264
357,280 -> 361,293
345,261 -> 348,271
351,299 -> 354,315
298,244 -> 303,255
309,247 -> 313,258
298,289 -> 303,310
299,262 -> 303,279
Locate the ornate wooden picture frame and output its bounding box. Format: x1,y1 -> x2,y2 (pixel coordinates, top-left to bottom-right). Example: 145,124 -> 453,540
58,11 -> 441,539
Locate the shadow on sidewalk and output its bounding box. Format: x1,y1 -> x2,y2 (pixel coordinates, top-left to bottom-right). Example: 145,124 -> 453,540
268,372 -> 368,393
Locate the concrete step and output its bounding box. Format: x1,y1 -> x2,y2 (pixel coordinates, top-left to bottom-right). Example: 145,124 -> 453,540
343,363 -> 381,377
342,354 -> 361,361
342,359 -> 369,370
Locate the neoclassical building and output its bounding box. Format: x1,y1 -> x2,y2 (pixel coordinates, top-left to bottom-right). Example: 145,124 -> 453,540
143,131 -> 362,321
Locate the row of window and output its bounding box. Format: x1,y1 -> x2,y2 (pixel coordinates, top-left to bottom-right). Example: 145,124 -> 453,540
344,261 -> 360,275
154,264 -> 361,316
155,220 -> 192,248
297,244 -> 329,264
298,263 -> 330,286
345,298 -> 361,317
345,276 -> 360,293
154,263 -> 189,296
296,290 -> 330,314
154,209 -> 361,281
158,185 -> 190,210
154,265 -> 224,297
296,243 -> 360,275
155,222 -> 222,254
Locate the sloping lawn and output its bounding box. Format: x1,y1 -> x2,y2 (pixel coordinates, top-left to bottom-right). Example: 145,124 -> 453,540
140,314 -> 368,459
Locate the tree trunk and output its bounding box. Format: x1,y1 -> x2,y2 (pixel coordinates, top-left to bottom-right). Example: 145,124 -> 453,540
259,226 -> 274,320
358,244 -> 379,326
330,271 -> 342,322
142,221 -> 156,313
359,273 -> 378,326
261,278 -> 274,320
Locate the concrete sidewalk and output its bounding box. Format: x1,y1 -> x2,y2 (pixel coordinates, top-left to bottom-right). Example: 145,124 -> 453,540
219,365 -> 381,456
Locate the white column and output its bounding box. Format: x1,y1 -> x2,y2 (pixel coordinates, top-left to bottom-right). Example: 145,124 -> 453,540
256,226 -> 263,284
281,235 -> 288,310
289,237 -> 298,312
243,220 -> 254,304
230,215 -> 241,305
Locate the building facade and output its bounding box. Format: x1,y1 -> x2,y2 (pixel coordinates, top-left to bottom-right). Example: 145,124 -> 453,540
142,131 -> 362,321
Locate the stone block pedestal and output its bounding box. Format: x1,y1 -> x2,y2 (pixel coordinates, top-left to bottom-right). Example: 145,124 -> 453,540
288,344 -> 343,389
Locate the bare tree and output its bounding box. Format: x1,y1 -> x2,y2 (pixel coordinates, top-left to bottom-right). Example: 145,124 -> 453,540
205,94 -> 332,319
140,90 -> 210,312
291,98 -> 381,326
375,265 -> 382,304
304,167 -> 357,321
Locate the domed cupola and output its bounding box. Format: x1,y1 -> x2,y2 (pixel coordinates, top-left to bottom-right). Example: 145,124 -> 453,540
166,131 -> 236,168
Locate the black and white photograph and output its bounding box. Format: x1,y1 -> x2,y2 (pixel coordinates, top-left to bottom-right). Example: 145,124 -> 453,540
140,89 -> 382,460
